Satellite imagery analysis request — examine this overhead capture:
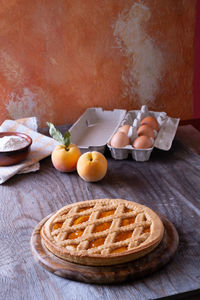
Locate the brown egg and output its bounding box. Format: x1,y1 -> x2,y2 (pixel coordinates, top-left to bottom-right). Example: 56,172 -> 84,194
110,131 -> 130,148
118,124 -> 130,135
141,116 -> 159,131
132,136 -> 153,149
137,124 -> 155,139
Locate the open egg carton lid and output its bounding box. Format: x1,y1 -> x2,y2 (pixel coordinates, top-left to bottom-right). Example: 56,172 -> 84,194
107,105 -> 180,161
69,107 -> 127,153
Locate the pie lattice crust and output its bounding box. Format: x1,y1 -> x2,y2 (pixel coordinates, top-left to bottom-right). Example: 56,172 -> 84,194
41,199 -> 164,266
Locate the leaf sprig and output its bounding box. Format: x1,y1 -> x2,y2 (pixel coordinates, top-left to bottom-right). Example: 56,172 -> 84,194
47,122 -> 71,148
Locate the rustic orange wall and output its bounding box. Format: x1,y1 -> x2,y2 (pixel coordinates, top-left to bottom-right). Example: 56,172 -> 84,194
0,0 -> 196,127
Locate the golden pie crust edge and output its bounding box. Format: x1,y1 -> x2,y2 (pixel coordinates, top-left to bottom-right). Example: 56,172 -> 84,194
40,199 -> 164,266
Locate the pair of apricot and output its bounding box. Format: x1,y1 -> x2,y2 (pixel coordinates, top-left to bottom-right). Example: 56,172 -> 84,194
52,146 -> 107,182
47,122 -> 107,182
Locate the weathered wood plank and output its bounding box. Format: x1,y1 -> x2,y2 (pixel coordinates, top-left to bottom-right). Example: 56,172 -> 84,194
0,126 -> 200,300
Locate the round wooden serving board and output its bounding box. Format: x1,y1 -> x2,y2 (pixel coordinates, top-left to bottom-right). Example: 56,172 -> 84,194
30,215 -> 179,284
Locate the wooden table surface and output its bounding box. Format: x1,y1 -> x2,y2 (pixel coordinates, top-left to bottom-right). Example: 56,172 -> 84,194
0,123 -> 200,300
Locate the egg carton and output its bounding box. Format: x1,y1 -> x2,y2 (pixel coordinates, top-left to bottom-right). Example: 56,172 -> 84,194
107,105 -> 180,161
69,107 -> 127,154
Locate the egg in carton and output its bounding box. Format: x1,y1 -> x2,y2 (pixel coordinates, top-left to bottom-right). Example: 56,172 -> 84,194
107,105 -> 179,161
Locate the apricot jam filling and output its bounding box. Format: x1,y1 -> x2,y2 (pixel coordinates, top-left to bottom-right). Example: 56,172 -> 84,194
54,206 -> 150,254
53,222 -> 63,230
72,215 -> 89,225
115,231 -> 133,242
143,227 -> 150,233
124,207 -> 132,213
111,246 -> 128,254
98,210 -> 115,219
121,217 -> 135,226
93,222 -> 112,233
68,230 -> 84,239
89,237 -> 106,249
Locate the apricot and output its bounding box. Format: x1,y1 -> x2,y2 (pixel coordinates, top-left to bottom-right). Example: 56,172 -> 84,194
47,122 -> 81,172
77,151 -> 107,182
51,144 -> 81,172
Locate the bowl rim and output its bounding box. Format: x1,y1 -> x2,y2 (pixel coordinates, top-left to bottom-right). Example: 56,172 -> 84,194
0,131 -> 32,153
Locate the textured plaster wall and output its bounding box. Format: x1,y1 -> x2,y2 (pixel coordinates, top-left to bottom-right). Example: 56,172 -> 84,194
0,0 -> 196,126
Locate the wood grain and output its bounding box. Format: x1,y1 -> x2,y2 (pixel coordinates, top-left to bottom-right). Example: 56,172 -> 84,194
30,215 -> 179,284
0,125 -> 200,299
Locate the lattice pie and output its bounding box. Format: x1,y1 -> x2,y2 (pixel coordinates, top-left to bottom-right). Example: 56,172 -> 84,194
41,199 -> 164,266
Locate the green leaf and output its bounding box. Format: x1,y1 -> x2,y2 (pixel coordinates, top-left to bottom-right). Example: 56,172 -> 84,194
64,131 -> 71,147
46,122 -> 65,144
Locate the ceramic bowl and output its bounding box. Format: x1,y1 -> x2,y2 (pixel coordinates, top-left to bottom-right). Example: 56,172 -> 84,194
0,132 -> 32,166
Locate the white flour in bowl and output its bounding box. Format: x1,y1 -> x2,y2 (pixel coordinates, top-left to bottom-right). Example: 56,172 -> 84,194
0,135 -> 29,151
